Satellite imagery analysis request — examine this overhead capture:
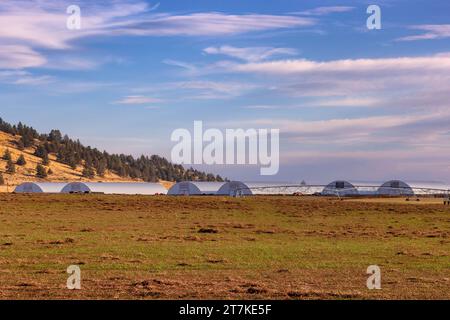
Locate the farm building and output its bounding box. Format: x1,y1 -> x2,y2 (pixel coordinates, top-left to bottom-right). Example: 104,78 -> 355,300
61,182 -> 167,195
216,181 -> 253,196
377,180 -> 450,196
322,180 -> 359,196
14,182 -> 67,193
377,180 -> 414,196
167,181 -> 225,195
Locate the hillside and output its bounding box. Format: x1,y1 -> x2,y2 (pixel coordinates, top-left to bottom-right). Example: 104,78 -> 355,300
0,131 -> 146,192
0,118 -> 224,192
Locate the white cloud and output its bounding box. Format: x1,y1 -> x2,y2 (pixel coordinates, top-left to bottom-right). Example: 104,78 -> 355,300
0,69 -> 53,85
0,45 -> 47,69
293,6 -> 355,16
0,1 -> 315,71
122,12 -> 314,37
302,97 -> 381,108
115,95 -> 162,104
135,80 -> 257,100
227,53 -> 450,106
232,54 -> 450,75
203,45 -> 298,62
398,24 -> 450,41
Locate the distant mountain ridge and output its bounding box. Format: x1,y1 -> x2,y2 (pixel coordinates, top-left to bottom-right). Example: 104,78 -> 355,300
0,117 -> 224,191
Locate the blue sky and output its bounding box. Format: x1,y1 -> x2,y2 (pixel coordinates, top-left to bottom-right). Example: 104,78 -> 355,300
1,0 -> 450,182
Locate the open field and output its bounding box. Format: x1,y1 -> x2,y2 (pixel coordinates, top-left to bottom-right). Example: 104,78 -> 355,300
0,194 -> 448,300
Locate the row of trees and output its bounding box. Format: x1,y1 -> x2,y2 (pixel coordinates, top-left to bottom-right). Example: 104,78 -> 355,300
0,118 -> 225,182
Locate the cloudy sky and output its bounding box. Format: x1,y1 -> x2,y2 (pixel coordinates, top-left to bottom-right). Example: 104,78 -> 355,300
1,0 -> 450,183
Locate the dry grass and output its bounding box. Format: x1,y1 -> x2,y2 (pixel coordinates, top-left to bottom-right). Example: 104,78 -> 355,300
0,194 -> 448,300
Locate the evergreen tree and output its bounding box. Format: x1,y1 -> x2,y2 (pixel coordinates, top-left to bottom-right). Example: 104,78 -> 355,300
47,168 -> 53,175
16,154 -> 27,166
82,166 -> 95,178
42,152 -> 50,166
2,149 -> 12,161
34,145 -> 47,158
17,140 -> 25,151
20,134 -> 33,148
95,159 -> 107,177
6,159 -> 15,174
36,164 -> 47,178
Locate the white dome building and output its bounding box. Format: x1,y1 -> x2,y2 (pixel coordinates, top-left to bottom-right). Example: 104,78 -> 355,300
322,180 -> 359,196
216,181 -> 253,196
61,182 -> 167,195
167,181 -> 225,195
14,182 -> 67,193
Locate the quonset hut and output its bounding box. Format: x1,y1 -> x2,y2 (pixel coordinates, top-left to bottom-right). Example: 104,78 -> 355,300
167,181 -> 225,195
216,181 -> 253,196
61,182 -> 167,195
377,180 -> 414,196
375,180 -> 450,196
14,182 -> 67,193
322,180 -> 359,196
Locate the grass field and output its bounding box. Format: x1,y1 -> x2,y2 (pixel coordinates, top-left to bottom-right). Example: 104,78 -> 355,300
0,194 -> 448,300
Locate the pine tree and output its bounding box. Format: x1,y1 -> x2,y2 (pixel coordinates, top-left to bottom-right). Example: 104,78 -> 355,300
42,152 -> 50,166
36,164 -> 47,178
82,166 -> 95,178
17,140 -> 25,151
20,134 -> 33,148
47,168 -> 53,175
2,149 -> 12,161
6,159 -> 15,174
16,154 -> 27,166
95,159 -> 107,177
34,145 -> 46,158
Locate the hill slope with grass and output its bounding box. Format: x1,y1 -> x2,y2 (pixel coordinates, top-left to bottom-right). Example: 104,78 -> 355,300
0,131 -> 142,192
0,118 -> 224,192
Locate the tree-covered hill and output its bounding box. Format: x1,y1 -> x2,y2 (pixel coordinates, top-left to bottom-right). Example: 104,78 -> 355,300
0,118 -> 224,183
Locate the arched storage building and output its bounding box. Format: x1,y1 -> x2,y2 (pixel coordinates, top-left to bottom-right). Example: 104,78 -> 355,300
168,181 -> 226,195
377,180 -> 414,196
322,180 -> 359,196
14,182 -> 67,193
61,182 -> 167,195
216,181 -> 253,196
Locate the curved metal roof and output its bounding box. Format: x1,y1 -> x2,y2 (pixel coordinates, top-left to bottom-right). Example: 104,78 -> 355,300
216,181 -> 253,196
322,180 -> 359,196
14,182 -> 67,193
168,181 -> 226,195
61,182 -> 167,195
377,180 -> 414,196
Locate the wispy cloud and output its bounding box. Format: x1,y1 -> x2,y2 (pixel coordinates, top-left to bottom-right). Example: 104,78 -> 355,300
229,53 -> 450,102
0,70 -> 53,86
162,59 -> 198,72
0,45 -> 47,69
135,80 -> 257,100
397,24 -> 450,41
293,6 -> 355,16
203,45 -> 298,62
0,1 -> 314,71
232,54 -> 450,74
115,95 -> 162,105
